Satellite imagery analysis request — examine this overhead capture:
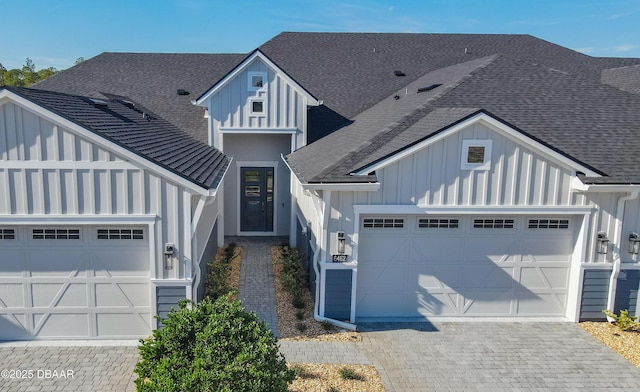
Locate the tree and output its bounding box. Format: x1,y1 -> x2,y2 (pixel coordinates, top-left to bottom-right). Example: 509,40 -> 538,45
134,295 -> 295,392
0,58 -> 60,87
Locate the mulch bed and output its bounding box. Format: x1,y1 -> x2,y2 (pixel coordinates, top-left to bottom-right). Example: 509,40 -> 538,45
287,363 -> 385,392
579,321 -> 640,367
271,246 -> 361,342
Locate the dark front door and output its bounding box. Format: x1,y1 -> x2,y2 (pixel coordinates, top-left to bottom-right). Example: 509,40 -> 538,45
240,167 -> 274,232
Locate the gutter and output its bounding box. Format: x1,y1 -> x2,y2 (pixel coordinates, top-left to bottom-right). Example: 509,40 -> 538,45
606,191 -> 639,319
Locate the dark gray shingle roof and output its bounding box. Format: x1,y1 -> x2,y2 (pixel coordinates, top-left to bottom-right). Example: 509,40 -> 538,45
35,53 -> 246,144
4,86 -> 228,189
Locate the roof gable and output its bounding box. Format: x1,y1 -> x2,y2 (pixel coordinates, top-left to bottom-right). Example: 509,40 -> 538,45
1,87 -> 229,192
194,50 -> 318,106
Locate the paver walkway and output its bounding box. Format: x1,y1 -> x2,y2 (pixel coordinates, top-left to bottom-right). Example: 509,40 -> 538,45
0,343 -> 139,392
233,236 -> 284,337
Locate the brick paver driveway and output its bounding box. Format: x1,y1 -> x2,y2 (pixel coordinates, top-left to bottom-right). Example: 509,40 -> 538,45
0,343 -> 139,391
358,322 -> 640,392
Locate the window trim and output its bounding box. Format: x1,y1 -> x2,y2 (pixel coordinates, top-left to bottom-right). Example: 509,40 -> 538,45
0,228 -> 16,240
473,218 -> 515,229
527,219 -> 570,229
32,228 -> 81,240
96,228 -> 145,240
249,98 -> 266,115
248,72 -> 267,91
362,217 -> 405,229
461,139 -> 492,170
418,218 -> 460,229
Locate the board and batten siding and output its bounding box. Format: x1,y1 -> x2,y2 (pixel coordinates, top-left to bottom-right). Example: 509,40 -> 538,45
0,100 -> 201,280
324,121 -> 595,257
208,58 -> 307,149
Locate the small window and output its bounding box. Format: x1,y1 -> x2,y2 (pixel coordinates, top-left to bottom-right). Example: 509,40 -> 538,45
251,100 -> 265,114
461,140 -> 492,170
363,218 -> 404,228
33,228 -> 80,240
97,228 -> 144,240
1,229 -> 16,240
473,219 -> 514,229
248,72 -> 267,91
528,219 -> 569,229
418,218 -> 459,229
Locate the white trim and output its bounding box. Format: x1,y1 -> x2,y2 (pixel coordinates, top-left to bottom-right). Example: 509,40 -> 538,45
571,176 -> 640,192
354,113 -> 601,177
150,279 -> 192,285
0,161 -> 139,170
461,139 -> 492,170
220,127 -> 299,134
352,205 -> 594,216
0,90 -> 216,195
235,161 -> 279,236
302,182 -> 381,191
567,212 -> 591,321
0,214 -> 157,225
194,50 -> 318,106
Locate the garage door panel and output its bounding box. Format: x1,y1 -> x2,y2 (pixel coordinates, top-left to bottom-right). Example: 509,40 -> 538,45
93,252 -> 149,276
357,263 -> 406,287
96,313 -> 151,336
416,293 -> 458,316
414,264 -> 460,289
356,215 -> 574,319
36,314 -> 90,337
411,238 -> 462,261
0,284 -> 25,307
31,283 -> 88,307
520,267 -> 569,289
1,252 -> 27,276
463,291 -> 513,315
463,265 -> 515,289
29,251 -> 88,277
359,237 -> 410,262
517,292 -> 566,315
95,283 -> 149,307
0,314 -> 29,339
0,225 -> 151,340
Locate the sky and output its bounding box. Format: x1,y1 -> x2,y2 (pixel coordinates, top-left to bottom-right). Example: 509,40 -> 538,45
1,0 -> 639,71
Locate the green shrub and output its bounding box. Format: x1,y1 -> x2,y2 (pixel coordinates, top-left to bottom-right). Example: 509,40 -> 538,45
326,386 -> 340,392
292,296 -> 305,309
135,295 -> 295,392
296,322 -> 307,332
295,309 -> 305,320
603,309 -> 640,331
338,366 -> 363,381
289,364 -> 306,379
321,320 -> 334,331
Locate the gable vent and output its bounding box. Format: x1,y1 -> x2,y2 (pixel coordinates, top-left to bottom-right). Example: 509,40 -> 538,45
417,84 -> 442,93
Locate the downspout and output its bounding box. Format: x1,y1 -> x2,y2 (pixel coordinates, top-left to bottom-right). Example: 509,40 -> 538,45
606,191 -> 639,319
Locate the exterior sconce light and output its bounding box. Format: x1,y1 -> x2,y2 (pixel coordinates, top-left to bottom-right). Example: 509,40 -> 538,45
164,243 -> 175,270
337,231 -> 346,254
629,233 -> 640,255
596,232 -> 609,255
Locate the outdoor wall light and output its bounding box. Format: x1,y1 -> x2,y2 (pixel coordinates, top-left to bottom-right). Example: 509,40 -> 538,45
596,232 -> 609,255
629,233 -> 640,255
337,231 -> 346,254
164,243 -> 175,270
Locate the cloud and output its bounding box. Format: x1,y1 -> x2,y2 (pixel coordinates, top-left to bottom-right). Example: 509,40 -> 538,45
607,8 -> 640,19
615,44 -> 639,52
573,47 -> 596,55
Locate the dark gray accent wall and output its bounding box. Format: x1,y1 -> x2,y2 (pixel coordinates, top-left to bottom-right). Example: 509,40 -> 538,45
156,286 -> 187,325
196,221 -> 218,301
580,270 -> 611,321
615,269 -> 640,316
324,269 -> 352,320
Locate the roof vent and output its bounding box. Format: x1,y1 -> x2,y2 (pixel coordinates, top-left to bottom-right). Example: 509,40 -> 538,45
177,89 -> 190,96
89,98 -> 108,107
121,100 -> 135,109
417,84 -> 442,93
394,71 -> 406,77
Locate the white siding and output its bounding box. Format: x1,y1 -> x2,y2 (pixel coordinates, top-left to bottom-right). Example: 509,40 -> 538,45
208,58 -> 307,149
322,122 -> 590,259
0,101 -> 209,280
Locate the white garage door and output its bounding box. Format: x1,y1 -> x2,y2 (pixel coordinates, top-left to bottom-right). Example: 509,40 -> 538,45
0,226 -> 152,340
356,215 -> 575,318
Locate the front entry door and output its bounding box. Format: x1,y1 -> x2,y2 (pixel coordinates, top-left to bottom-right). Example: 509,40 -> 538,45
240,167 -> 274,232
